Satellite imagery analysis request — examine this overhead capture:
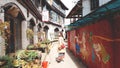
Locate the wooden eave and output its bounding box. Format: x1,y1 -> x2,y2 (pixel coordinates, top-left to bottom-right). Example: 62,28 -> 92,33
45,1 -> 66,17
56,0 -> 68,10
17,0 -> 42,21
44,21 -> 61,27
66,1 -> 82,18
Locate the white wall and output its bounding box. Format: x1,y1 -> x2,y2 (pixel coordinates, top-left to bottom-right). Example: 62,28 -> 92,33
47,25 -> 53,41
44,23 -> 62,41
82,0 -> 91,16
22,20 -> 29,49
0,11 -> 4,22
34,25 -> 38,44
99,0 -> 111,6
82,0 -> 111,17
44,24 -> 54,41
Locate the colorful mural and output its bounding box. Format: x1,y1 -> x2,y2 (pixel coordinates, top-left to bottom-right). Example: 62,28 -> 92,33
80,32 -> 89,60
76,31 -> 110,64
75,36 -> 80,55
67,14 -> 120,68
89,32 -> 110,64
69,30 -> 76,53
93,43 -> 110,64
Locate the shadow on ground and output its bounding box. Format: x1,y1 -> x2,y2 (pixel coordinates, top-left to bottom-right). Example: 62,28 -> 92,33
66,48 -> 88,68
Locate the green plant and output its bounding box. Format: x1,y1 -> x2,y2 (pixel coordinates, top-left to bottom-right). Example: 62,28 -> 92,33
0,55 -> 14,68
27,44 -> 35,50
27,51 -> 38,61
26,28 -> 34,39
41,39 -> 51,44
16,50 -> 38,62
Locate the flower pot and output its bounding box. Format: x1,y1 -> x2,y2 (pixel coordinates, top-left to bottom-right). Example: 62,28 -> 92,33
42,61 -> 48,68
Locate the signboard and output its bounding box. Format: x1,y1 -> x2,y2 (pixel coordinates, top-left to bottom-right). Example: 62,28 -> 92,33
42,11 -> 49,22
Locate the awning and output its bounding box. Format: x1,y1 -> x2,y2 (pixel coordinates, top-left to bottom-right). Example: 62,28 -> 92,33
67,0 -> 120,31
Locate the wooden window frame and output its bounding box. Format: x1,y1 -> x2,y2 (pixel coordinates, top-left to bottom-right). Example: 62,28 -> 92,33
90,0 -> 99,10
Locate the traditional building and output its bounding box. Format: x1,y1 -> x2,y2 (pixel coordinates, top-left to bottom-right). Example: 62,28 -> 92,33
0,0 -> 68,56
0,0 -> 39,55
0,0 -> 43,55
42,0 -> 68,40
66,0 -> 120,68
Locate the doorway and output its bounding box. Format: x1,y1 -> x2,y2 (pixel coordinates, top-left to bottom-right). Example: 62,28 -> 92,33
4,4 -> 25,54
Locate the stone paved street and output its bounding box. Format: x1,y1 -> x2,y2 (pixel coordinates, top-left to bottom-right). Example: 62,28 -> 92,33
45,42 -> 87,68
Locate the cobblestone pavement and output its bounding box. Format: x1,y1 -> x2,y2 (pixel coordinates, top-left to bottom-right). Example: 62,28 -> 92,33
45,42 -> 87,68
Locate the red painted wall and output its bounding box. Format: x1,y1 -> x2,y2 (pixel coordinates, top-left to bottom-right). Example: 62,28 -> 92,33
67,31 -> 70,50
68,30 -> 76,55
113,15 -> 120,68
79,19 -> 113,68
67,17 -> 120,68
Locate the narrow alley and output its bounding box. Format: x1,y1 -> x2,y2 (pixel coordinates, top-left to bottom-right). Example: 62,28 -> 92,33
0,0 -> 120,68
44,42 -> 87,68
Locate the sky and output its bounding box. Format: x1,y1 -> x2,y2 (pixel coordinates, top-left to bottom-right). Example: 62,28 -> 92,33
61,0 -> 79,15
61,0 -> 79,25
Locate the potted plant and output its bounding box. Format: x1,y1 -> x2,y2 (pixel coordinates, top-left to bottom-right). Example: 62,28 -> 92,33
27,44 -> 35,50
40,39 -> 51,53
41,39 -> 50,44
16,50 -> 38,62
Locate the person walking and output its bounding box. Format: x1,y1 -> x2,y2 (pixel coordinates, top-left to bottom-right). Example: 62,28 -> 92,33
56,32 -> 66,62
